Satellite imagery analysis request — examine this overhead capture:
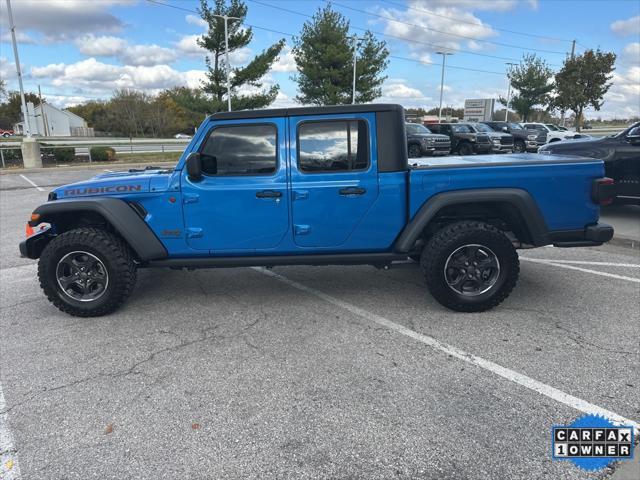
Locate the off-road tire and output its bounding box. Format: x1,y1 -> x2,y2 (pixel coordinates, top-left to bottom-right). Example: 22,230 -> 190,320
513,139 -> 526,153
458,142 -> 473,156
408,144 -> 422,158
38,227 -> 137,317
420,221 -> 519,312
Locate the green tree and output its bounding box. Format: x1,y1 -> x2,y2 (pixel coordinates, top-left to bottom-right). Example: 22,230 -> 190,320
0,91 -> 40,129
553,49 -> 616,132
293,5 -> 389,105
0,79 -> 6,100
198,0 -> 285,111
499,54 -> 554,122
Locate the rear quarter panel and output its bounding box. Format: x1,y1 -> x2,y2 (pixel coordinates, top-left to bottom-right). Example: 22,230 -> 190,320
409,160 -> 603,231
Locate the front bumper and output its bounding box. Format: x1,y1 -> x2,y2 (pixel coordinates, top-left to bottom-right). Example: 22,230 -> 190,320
525,140 -> 539,152
549,223 -> 614,247
474,144 -> 492,153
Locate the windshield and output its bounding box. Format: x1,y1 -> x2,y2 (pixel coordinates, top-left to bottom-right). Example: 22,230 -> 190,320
406,123 -> 432,135
507,122 -> 523,130
545,124 -> 559,131
471,123 -> 493,133
452,124 -> 472,133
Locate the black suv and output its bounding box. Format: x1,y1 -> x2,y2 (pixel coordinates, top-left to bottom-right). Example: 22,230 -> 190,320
539,122 -> 640,205
405,123 -> 451,157
429,123 -> 492,155
482,121 -> 545,153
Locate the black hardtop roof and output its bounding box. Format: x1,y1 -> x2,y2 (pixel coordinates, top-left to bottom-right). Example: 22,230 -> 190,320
208,103 -> 404,121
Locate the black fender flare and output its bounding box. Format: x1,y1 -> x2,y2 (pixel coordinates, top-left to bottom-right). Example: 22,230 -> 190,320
26,197 -> 167,261
393,188 -> 550,253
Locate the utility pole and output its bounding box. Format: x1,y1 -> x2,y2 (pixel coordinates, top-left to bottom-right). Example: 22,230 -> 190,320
6,0 -> 30,137
38,85 -> 49,136
351,35 -> 365,104
560,40 -> 576,127
212,14 -> 240,112
436,51 -> 453,123
504,62 -> 516,121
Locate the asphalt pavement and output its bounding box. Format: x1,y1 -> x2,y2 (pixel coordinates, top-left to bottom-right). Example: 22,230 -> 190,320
0,167 -> 638,480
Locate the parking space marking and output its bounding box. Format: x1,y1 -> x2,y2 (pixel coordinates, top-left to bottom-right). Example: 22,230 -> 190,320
521,259 -> 640,268
520,257 -> 640,283
18,175 -> 44,192
255,267 -> 639,434
0,382 -> 21,480
103,169 -> 113,172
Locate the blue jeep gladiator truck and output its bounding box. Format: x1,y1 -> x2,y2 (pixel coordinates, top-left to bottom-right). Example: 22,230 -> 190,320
19,104 -> 615,317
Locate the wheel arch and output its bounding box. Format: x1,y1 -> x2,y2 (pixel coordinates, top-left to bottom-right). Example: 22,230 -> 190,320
393,188 -> 550,253
23,198 -> 167,261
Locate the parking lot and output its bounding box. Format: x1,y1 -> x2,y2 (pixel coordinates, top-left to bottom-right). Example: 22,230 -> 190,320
1,167 -> 638,479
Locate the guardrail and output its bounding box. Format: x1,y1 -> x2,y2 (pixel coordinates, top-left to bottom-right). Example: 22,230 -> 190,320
0,138 -> 190,169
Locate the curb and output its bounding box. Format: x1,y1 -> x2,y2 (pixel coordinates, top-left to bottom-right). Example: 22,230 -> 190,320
0,161 -> 177,175
608,235 -> 640,251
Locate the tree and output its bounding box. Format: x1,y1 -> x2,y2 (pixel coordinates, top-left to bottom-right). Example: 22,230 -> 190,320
0,91 -> 40,129
553,49 -> 616,131
293,5 -> 389,105
0,79 -> 6,100
499,54 -> 554,122
198,0 -> 285,111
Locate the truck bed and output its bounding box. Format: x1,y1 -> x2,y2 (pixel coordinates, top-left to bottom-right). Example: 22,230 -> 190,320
409,152 -> 602,169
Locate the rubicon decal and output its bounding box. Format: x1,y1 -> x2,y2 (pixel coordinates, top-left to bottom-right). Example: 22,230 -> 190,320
64,185 -> 143,196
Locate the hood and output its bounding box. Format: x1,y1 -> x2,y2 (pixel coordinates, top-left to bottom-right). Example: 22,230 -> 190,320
539,136 -> 605,153
408,132 -> 450,140
51,167 -> 174,200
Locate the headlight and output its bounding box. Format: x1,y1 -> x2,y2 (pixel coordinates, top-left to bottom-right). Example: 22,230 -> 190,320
421,138 -> 435,146
527,134 -> 537,140
492,138 -> 500,144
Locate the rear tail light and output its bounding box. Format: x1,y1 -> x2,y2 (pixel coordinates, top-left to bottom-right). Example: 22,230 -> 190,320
591,177 -> 615,206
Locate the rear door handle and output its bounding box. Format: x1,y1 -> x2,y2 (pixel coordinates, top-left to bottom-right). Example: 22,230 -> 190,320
339,187 -> 366,196
256,190 -> 282,199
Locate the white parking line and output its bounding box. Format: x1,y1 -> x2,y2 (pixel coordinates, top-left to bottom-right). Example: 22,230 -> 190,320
254,267 -> 639,434
103,169 -> 113,172
522,259 -> 640,268
520,257 -> 640,283
18,175 -> 44,192
0,382 -> 21,480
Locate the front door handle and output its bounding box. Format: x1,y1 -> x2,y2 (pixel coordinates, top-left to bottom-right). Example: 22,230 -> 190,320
339,187 -> 366,196
256,190 -> 282,199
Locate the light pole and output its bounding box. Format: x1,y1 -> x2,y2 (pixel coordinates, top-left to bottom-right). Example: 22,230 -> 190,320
212,14 -> 240,112
436,51 -> 453,123
351,35 -> 366,104
504,62 -> 516,121
5,0 -> 30,136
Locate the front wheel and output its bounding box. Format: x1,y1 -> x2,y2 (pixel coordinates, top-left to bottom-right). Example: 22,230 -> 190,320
457,142 -> 473,155
408,144 -> 422,158
420,221 -> 519,312
513,139 -> 526,153
38,227 -> 137,317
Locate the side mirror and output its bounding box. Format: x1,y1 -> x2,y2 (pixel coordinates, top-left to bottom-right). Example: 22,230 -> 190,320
186,152 -> 202,181
626,135 -> 640,145
502,126 -> 508,132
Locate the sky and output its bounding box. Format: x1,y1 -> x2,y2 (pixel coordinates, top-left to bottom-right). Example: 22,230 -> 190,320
0,0 -> 639,120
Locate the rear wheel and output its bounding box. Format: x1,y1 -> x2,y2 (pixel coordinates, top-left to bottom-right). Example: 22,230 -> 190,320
408,144 -> 422,158
420,221 -> 519,312
38,227 -> 137,317
513,139 -> 526,153
458,142 -> 473,155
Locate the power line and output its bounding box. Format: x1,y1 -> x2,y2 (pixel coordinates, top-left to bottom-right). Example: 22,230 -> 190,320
330,1 -> 568,55
144,0 -> 531,77
248,0 -> 531,64
380,0 -> 573,43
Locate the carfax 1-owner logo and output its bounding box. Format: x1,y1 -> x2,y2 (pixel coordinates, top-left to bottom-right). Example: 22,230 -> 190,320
552,414 -> 635,471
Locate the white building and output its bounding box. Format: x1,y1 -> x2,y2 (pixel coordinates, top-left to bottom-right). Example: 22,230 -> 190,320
14,102 -> 93,137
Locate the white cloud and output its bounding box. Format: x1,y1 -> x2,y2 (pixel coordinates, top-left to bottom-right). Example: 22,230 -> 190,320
272,45 -> 296,73
0,30 -> 36,45
74,35 -> 178,66
185,14 -> 208,29
377,1 -> 499,60
623,42 -> 640,64
589,65 -> 640,119
611,16 -> 640,36
0,57 -> 18,82
378,80 -> 433,108
176,34 -> 205,56
30,58 -> 189,95
0,0 -> 135,41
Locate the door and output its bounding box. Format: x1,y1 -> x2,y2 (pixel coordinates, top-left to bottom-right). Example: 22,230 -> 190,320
182,119 -> 289,252
289,114 -> 379,248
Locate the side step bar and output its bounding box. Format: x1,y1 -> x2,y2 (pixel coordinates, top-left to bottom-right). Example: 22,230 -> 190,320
146,253 -> 408,269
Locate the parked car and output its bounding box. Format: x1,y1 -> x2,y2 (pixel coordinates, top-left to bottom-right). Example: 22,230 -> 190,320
522,122 -> 588,143
468,123 -> 514,153
20,104 -> 614,317
482,121 -> 544,153
583,123 -> 593,130
405,123 -> 451,158
429,123 -> 492,155
0,129 -> 15,138
174,133 -> 192,139
539,122 -> 640,205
